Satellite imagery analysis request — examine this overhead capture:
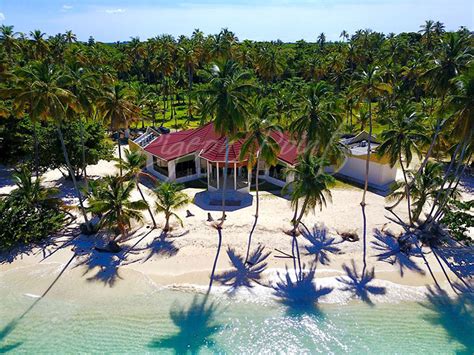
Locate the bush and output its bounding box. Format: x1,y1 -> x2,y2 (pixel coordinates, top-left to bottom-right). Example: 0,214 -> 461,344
0,198 -> 66,252
441,198 -> 474,245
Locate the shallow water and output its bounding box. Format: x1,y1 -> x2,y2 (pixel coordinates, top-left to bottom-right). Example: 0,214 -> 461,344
1,262 -> 473,354
1,282 -> 472,354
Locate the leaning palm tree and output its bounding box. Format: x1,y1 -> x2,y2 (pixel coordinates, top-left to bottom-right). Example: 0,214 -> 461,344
153,182 -> 190,232
6,61 -> 91,229
87,175 -> 147,240
200,60 -> 254,225
377,103 -> 430,225
283,154 -> 335,278
388,162 -> 445,223
238,99 -> 281,261
117,148 -> 157,228
351,65 -> 391,272
98,83 -> 139,176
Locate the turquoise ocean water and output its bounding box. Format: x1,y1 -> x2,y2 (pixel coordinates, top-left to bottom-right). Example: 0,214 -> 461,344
0,284 -> 472,354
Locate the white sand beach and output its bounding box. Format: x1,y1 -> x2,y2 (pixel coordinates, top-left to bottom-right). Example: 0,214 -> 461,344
1,147 -> 468,303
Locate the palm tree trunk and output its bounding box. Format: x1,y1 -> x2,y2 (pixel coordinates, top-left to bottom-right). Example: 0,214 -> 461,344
33,119 -> 39,179
219,137 -> 230,227
292,196 -> 309,278
208,227 -> 223,293
117,138 -> 123,177
399,151 -> 413,225
244,157 -> 260,263
137,181 -> 157,228
360,100 -> 372,274
188,65 -> 193,120
56,125 -> 90,230
79,116 -> 88,182
164,212 -> 170,232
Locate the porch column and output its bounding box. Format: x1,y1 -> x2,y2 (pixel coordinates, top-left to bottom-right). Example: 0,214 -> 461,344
167,160 -> 176,181
234,162 -> 237,190
216,162 -> 219,189
207,161 -> 210,187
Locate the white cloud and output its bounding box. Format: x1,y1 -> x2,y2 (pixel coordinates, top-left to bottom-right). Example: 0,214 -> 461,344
0,12 -> 5,21
105,8 -> 126,14
61,5 -> 73,12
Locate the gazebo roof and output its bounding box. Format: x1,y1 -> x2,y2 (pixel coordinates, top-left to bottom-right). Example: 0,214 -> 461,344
144,122 -> 300,165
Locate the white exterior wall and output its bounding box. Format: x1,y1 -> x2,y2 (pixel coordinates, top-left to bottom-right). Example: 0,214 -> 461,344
337,156 -> 397,189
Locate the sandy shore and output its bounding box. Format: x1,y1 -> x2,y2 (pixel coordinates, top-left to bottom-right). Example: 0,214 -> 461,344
0,149 -> 469,302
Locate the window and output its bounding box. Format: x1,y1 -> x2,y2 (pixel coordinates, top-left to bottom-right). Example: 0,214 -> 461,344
176,156 -> 196,178
269,163 -> 286,181
200,158 -> 208,175
153,156 -> 168,177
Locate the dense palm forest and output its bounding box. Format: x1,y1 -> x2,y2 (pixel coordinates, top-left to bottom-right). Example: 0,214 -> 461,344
0,21 -> 472,253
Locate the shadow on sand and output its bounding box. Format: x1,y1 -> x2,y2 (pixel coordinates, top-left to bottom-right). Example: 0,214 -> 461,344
422,285 -> 474,354
148,295 -> 221,353
301,225 -> 342,266
371,229 -> 424,277
140,230 -> 186,263
272,265 -> 332,316
337,260 -> 386,306
215,245 -> 270,295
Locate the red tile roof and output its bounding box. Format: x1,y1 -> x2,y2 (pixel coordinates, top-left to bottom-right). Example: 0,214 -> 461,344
144,122 -> 300,165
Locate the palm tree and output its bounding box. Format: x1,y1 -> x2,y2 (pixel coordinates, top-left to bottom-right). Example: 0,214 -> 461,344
238,99 -> 281,261
388,162 -> 444,223
419,20 -> 435,50
64,30 -> 77,44
8,165 -> 63,211
317,32 -> 326,49
87,175 -> 147,240
200,60 -> 254,225
64,62 -> 99,181
118,148 -> 157,228
377,103 -> 430,224
5,61 -> 91,229
153,182 -> 190,232
290,81 -> 339,153
283,154 -> 335,277
0,25 -> 20,61
98,83 -> 139,176
340,30 -> 349,42
351,65 -> 391,271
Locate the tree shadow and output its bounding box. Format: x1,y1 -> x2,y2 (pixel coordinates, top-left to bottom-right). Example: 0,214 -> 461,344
148,295 -> 221,353
140,231 -> 186,263
371,229 -> 425,277
422,285 -> 474,354
272,265 -> 332,316
0,320 -> 22,353
215,245 -> 270,295
73,231 -> 147,287
337,260 -> 386,306
301,225 -> 342,265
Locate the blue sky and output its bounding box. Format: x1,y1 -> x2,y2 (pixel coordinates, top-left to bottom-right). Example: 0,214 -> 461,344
0,0 -> 472,42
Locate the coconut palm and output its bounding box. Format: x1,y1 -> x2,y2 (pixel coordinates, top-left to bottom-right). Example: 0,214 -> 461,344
87,175 -> 147,240
238,99 -> 281,261
5,61 -> 91,229
8,165 -> 63,211
351,65 -> 391,271
98,83 -> 139,176
388,162 -> 445,223
200,60 -> 254,225
290,81 -> 339,153
283,154 -> 335,277
117,148 -> 157,228
153,182 -> 190,232
377,103 -> 430,224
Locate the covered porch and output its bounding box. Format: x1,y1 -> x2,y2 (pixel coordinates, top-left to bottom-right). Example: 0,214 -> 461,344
206,160 -> 251,192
